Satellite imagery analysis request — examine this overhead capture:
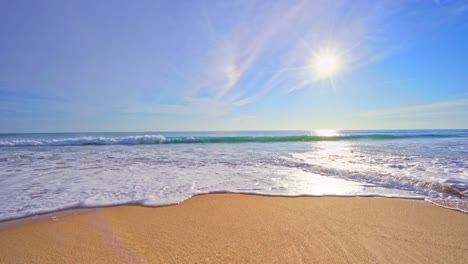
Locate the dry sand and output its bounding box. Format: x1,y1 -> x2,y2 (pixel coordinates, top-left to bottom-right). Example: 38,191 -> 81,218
0,194 -> 467,263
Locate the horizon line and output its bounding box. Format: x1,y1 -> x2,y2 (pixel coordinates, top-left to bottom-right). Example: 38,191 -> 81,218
1,128 -> 467,135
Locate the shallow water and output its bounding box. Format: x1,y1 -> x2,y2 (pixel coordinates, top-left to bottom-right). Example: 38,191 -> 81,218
0,130 -> 467,220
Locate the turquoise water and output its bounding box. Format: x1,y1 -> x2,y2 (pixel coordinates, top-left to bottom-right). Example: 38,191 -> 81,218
0,130 -> 467,220
0,130 -> 464,146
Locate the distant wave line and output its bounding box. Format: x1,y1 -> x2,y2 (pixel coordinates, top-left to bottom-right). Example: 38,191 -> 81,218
0,134 -> 461,147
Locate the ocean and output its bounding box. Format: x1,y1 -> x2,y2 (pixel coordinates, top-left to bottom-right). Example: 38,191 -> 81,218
0,129 -> 467,220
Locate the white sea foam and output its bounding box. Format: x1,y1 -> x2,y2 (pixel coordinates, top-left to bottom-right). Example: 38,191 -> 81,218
0,135 -> 167,146
0,131 -> 467,221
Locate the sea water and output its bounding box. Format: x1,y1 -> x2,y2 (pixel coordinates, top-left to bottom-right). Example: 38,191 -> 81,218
0,130 -> 467,220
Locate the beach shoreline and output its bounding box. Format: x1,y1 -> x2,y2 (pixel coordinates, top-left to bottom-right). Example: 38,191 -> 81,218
1,194 -> 467,263
1,192 -> 465,228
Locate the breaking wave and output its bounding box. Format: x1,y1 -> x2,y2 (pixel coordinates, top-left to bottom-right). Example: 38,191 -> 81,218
0,133 -> 459,147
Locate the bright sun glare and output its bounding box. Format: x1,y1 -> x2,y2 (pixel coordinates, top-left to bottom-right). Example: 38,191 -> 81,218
312,50 -> 342,80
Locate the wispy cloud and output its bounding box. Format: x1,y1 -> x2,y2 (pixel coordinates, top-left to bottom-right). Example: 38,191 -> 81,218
453,4 -> 468,15
188,1 -> 307,98
0,89 -> 67,103
354,99 -> 468,118
124,97 -> 236,118
181,0 -> 407,107
129,0 -> 412,119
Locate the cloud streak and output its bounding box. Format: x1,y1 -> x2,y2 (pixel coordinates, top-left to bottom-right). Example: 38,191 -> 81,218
177,0 -> 405,110
354,99 -> 468,118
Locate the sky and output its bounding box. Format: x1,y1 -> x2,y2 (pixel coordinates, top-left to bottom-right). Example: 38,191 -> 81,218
0,0 -> 467,132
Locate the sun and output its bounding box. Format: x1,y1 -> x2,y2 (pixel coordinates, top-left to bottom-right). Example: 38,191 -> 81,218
311,49 -> 342,80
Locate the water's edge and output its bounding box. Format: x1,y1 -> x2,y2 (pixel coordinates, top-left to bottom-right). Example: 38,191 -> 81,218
1,192 -> 466,229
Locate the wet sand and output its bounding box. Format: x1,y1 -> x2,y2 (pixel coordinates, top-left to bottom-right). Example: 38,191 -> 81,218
1,194 -> 467,263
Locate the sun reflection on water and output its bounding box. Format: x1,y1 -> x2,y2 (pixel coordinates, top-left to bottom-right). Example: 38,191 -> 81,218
310,130 -> 341,137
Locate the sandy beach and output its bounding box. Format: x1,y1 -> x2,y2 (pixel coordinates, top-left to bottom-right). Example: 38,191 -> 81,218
0,194 -> 467,263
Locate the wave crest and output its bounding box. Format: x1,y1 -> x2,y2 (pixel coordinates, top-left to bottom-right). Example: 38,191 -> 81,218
0,135 -> 167,146
0,133 -> 459,147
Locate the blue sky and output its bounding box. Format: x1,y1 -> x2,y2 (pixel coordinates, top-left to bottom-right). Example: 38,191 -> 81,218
1,0 -> 467,132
